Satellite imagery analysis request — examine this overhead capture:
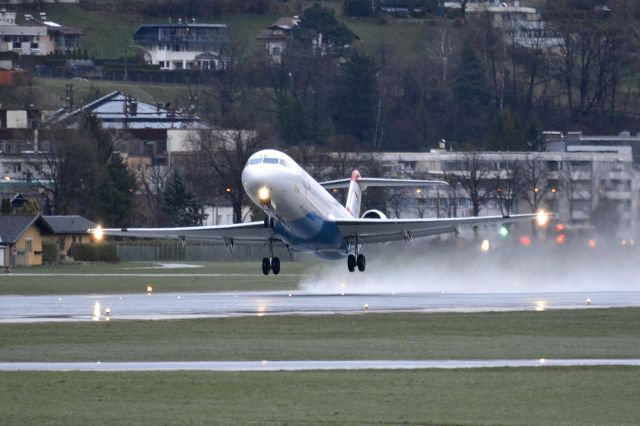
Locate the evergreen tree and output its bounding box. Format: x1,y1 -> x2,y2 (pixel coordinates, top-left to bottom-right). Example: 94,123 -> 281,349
334,51 -> 378,145
454,42 -> 491,115
0,197 -> 12,214
76,112 -> 137,226
162,172 -> 207,226
487,109 -> 524,151
92,152 -> 137,226
345,0 -> 373,17
294,4 -> 357,53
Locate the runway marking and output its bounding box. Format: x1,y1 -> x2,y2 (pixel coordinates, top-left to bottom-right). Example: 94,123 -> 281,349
2,273 -> 298,277
1,359 -> 640,371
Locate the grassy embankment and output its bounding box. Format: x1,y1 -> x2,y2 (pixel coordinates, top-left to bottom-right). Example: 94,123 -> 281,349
2,368 -> 640,425
0,262 -> 307,295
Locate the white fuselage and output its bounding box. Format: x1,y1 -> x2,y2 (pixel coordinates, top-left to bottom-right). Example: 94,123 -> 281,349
241,149 -> 353,258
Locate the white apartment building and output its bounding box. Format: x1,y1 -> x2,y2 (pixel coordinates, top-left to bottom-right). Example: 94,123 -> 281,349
134,23 -> 228,71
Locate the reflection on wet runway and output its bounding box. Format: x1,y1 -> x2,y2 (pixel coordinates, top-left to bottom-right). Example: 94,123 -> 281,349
1,359 -> 640,371
1,290 -> 639,323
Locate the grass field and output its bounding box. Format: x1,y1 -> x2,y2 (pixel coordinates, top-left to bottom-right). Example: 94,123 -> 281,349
0,262 -> 306,295
2,368 -> 640,425
1,309 -> 639,362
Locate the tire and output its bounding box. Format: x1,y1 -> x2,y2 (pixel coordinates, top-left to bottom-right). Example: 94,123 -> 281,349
347,254 -> 356,272
271,257 -> 281,275
357,254 -> 366,272
262,257 -> 270,275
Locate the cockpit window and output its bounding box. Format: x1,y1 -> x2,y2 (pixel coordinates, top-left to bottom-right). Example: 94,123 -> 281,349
248,158 -> 262,165
263,157 -> 279,164
279,159 -> 288,167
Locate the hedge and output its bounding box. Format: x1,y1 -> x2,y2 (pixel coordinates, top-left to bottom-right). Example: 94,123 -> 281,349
70,243 -> 118,262
42,240 -> 59,264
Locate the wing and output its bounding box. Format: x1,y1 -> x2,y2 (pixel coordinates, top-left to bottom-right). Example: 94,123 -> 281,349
320,177 -> 448,190
91,221 -> 275,244
336,214 -> 536,244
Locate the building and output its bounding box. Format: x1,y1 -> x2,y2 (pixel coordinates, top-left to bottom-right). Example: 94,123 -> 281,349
41,215 -> 96,258
443,1 -> 562,49
0,214 -> 95,267
345,147 -> 640,237
133,22 -> 229,71
0,9 -> 81,56
0,214 -> 52,267
45,90 -> 210,166
545,131 -> 640,164
257,17 -> 299,64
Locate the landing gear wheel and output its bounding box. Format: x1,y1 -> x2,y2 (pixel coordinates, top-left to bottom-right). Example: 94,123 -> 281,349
271,257 -> 281,275
347,254 -> 356,272
262,257 -> 271,275
356,254 -> 366,272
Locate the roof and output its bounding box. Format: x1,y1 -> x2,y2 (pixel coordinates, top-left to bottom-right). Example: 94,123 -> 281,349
42,215 -> 96,234
45,91 -> 209,130
0,214 -> 52,244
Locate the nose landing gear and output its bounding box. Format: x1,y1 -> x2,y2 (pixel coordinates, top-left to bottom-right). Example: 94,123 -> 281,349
262,236 -> 280,275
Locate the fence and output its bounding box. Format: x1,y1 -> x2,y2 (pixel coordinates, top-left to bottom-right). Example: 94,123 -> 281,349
114,241 -> 295,262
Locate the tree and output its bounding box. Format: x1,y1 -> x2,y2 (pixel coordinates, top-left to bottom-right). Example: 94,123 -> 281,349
453,41 -> 492,146
35,113 -> 136,225
162,171 -> 207,226
452,152 -> 494,217
344,0 -> 373,17
520,154 -> 550,214
454,42 -> 491,113
494,157 -> 523,216
334,51 -> 378,146
0,197 -> 12,214
293,4 -> 357,54
487,109 -> 524,151
197,117 -> 270,223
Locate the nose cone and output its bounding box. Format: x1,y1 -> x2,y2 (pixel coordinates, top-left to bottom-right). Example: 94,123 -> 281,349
242,163 -> 288,208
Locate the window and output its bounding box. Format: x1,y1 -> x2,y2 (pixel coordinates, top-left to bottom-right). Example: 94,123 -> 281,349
279,159 -> 288,167
263,157 -> 279,164
248,158 -> 262,165
30,42 -> 38,49
25,239 -> 32,253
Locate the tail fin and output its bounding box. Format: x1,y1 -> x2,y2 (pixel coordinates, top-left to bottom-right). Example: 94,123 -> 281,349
345,170 -> 363,218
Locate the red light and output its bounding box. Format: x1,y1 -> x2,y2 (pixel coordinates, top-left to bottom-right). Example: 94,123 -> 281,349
588,239 -> 596,249
519,236 -> 531,246
555,223 -> 565,232
556,234 -> 566,244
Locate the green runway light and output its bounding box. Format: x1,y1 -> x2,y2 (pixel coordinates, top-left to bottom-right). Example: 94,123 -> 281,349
498,226 -> 509,238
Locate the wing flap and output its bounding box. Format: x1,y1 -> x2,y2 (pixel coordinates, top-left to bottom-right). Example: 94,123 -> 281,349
336,214 -> 536,244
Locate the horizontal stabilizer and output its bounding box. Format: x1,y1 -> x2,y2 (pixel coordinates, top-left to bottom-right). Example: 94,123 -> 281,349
321,177 -> 448,190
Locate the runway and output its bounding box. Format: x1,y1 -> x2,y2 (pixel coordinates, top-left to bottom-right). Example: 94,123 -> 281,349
0,290 -> 639,323
1,359 -> 640,371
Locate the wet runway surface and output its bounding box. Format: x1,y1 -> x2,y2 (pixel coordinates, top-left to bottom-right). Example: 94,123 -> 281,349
1,290 -> 639,323
1,359 -> 640,371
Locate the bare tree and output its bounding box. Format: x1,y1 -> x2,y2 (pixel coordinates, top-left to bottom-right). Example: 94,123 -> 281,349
453,152 -> 494,217
494,156 -> 524,216
520,154 -> 550,213
197,119 -> 271,223
135,162 -> 170,226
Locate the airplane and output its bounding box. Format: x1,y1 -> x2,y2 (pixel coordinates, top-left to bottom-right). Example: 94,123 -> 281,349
92,149 -> 547,275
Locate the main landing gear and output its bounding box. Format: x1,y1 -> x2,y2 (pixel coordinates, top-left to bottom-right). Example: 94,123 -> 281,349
347,237 -> 366,272
262,256 -> 280,275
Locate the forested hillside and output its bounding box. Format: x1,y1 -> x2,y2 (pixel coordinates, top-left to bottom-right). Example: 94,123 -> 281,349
3,0 -> 640,152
